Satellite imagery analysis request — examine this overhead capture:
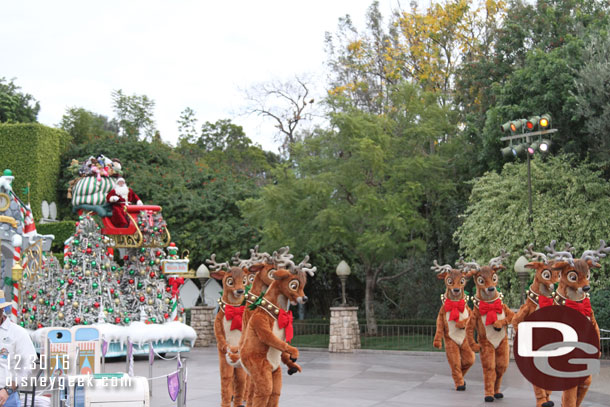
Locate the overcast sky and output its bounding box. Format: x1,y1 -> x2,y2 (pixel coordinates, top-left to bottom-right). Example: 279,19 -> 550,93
1,0 -> 423,152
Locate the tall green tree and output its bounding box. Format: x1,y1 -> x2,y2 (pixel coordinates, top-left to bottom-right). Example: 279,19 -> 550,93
59,107 -> 119,145
111,89 -> 156,140
240,83 -> 456,334
0,77 -> 40,123
454,155 -> 610,306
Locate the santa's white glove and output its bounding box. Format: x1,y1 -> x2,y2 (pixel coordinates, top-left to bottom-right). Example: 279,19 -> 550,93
109,196 -> 119,203
136,200 -> 143,205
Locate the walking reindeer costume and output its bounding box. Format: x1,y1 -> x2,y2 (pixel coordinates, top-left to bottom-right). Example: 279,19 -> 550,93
512,244 -> 560,407
465,251 -> 514,402
432,260 -> 475,391
546,240 -> 607,407
231,246 -> 302,406
239,253 -> 315,407
208,254 -> 249,407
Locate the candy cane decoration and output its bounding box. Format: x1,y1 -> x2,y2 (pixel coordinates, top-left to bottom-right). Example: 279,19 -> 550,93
167,277 -> 184,321
11,246 -> 21,321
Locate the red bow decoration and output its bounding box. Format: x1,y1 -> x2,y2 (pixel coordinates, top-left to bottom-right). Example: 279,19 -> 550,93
565,298 -> 592,317
479,298 -> 503,326
146,210 -> 154,227
225,305 -> 245,331
167,277 -> 185,297
538,295 -> 554,308
278,309 -> 294,343
444,299 -> 465,322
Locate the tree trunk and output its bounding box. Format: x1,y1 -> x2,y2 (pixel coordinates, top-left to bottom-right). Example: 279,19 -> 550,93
364,270 -> 378,336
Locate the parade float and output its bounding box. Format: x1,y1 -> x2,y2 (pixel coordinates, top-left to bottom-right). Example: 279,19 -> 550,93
3,157 -> 196,358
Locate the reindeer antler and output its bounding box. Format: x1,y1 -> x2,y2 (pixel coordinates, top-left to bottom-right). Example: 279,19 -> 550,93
249,245 -> 273,265
456,257 -> 480,271
431,260 -> 452,274
545,240 -> 574,265
231,251 -> 251,268
581,240 -> 610,262
524,244 -> 547,263
489,249 -> 510,268
206,253 -> 230,271
272,246 -> 294,268
291,255 -> 317,277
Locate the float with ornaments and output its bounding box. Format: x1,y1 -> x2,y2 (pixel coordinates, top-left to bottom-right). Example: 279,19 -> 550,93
2,157 -> 195,358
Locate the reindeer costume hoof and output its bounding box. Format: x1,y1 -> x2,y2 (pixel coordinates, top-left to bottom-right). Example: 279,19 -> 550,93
541,402 -> 554,407
494,393 -> 503,399
485,396 -> 494,402
456,383 -> 466,391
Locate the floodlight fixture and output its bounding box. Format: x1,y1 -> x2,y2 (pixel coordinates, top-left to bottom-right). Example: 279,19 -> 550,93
525,116 -> 540,132
539,114 -> 551,129
539,139 -> 551,152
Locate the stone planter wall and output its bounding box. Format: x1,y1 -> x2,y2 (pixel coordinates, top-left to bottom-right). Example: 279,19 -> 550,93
329,306 -> 360,352
190,306 -> 216,347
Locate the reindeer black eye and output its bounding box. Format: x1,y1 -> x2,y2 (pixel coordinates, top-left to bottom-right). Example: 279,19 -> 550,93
460,278 -> 465,285
249,274 -> 255,283
568,272 -> 577,282
243,277 -> 248,285
541,270 -> 551,280
477,277 -> 485,285
226,277 -> 234,286
446,278 -> 453,285
289,280 -> 299,291
492,274 -> 498,283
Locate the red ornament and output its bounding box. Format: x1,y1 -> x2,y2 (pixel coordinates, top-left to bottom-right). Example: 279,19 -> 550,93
75,317 -> 81,324
155,251 -> 161,257
169,242 -> 176,247
117,280 -> 121,284
68,279 -> 74,285
123,255 -> 129,261
78,276 -> 83,280
37,323 -> 43,329
149,272 -> 156,278
59,300 -> 65,306
139,296 -> 145,302
164,313 -> 169,319
75,222 -> 79,227
32,306 -> 37,311
32,294 -> 37,300
25,291 -> 30,295
115,317 -> 121,323
110,288 -> 115,294
165,286 -> 171,292
129,279 -> 134,284
95,244 -> 99,248
21,308 -> 26,313
94,302 -> 100,308
139,256 -> 146,262
86,248 -> 92,254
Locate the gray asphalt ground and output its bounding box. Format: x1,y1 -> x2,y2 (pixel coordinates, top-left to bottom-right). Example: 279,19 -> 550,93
106,347 -> 610,407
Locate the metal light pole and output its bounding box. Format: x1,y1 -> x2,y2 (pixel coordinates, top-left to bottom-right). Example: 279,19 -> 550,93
514,255 -> 530,306
336,260 -> 351,306
196,264 -> 210,306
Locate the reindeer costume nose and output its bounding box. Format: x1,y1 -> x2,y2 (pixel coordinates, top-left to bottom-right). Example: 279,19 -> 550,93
452,288 -> 460,294
236,289 -> 245,295
301,296 -> 308,303
487,286 -> 495,292
582,285 -> 590,292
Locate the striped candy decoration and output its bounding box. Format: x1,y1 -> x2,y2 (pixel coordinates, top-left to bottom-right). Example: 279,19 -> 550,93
11,246 -> 21,321
71,176 -> 115,207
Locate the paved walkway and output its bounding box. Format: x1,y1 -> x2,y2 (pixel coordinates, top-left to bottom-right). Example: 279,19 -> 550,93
108,348 -> 610,407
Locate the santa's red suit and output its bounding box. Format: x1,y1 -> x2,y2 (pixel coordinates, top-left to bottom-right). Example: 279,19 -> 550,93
106,181 -> 142,228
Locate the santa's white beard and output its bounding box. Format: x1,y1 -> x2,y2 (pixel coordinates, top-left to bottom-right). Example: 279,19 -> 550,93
115,185 -> 129,201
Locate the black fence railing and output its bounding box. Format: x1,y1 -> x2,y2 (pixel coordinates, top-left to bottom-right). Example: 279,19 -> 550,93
290,322 -> 610,358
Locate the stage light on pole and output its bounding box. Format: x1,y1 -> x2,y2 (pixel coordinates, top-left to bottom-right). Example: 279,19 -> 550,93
501,146 -> 514,158
526,116 -> 540,131
539,114 -> 551,129
509,119 -> 527,133
514,142 -> 528,157
500,122 -> 512,133
539,139 -> 551,152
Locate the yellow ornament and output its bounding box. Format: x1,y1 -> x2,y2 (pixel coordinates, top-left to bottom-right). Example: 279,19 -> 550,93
38,298 -> 44,305
58,312 -> 64,319
85,270 -> 91,277
178,317 -> 183,323
72,301 -> 79,308
148,299 -> 153,305
164,298 -> 170,304
115,298 -> 120,305
155,259 -> 160,265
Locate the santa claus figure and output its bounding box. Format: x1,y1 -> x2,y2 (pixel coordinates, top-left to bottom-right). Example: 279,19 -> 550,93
106,177 -> 143,228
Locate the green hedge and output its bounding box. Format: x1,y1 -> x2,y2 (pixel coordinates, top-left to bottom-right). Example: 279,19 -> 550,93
37,220 -> 76,254
0,123 -> 71,219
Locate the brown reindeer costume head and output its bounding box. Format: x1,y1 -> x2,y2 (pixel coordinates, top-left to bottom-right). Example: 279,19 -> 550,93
544,240 -> 608,407
432,260 -> 475,391
464,250 -> 515,403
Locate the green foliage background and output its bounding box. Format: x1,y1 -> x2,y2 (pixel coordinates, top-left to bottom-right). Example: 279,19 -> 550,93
0,124 -> 71,219
37,220 -> 77,254
454,155 -> 610,307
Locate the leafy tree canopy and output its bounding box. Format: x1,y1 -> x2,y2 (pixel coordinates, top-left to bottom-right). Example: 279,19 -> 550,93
454,155 -> 610,306
0,77 -> 40,123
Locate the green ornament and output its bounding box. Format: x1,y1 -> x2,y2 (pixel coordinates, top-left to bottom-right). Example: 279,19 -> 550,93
125,317 -> 131,323
111,266 -> 117,271
114,293 -> 119,298
74,239 -> 80,245
91,261 -> 97,267
88,243 -> 92,248
153,226 -> 158,231
51,305 -> 57,311
56,286 -> 61,291
77,289 -> 82,295
85,308 -> 89,313
38,289 -> 43,294
101,264 -> 106,270
137,282 -> 143,289
30,315 -> 35,320
140,248 -> 146,253
84,321 -> 88,325
19,321 -> 24,327
59,279 -> 65,285
92,282 -> 98,289
151,317 -> 156,323
149,260 -> 154,266
97,291 -> 102,295
157,294 -> 162,299
28,295 -> 33,300
71,271 -> 76,276
45,300 -> 49,305
107,307 -> 114,313
68,292 -> 74,299
3,169 -> 13,176
71,259 -> 77,265
79,215 -> 84,220
129,270 -> 135,275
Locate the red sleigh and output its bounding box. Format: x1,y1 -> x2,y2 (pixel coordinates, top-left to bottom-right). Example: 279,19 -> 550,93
78,205 -> 171,248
